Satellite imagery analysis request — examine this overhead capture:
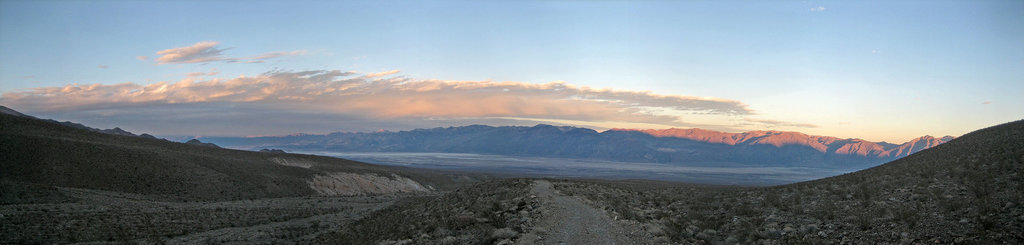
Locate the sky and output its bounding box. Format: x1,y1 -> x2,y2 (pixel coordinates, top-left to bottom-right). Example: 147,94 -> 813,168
1,0 -> 1021,143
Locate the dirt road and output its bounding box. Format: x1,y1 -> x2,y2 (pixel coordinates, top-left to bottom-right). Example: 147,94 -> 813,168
523,180 -> 654,245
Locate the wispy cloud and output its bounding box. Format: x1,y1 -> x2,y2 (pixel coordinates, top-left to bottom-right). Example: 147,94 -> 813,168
153,41 -> 305,64
0,69 -> 754,131
96,65 -> 109,69
741,118 -> 818,128
365,69 -> 401,78
246,50 -> 307,61
186,69 -> 219,77
810,6 -> 826,12
155,41 -> 228,64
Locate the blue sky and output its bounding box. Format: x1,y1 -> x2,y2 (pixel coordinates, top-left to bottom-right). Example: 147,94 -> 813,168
1,0 -> 1021,142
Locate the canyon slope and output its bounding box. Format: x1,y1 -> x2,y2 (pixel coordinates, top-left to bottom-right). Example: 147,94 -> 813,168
204,124 -> 953,168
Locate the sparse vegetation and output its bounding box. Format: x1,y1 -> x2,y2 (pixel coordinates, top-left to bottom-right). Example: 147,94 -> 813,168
0,187 -> 403,244
316,179 -> 538,244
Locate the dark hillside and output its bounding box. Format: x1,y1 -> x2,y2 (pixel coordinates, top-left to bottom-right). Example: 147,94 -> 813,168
555,120 -> 1024,243
0,112 -> 478,203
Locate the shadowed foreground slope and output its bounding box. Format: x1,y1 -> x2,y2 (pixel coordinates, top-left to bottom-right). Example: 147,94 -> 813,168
555,120 -> 1023,243
0,112 -> 477,202
0,110 -> 485,243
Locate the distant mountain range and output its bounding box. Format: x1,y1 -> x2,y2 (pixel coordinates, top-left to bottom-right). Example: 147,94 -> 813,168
202,124 -> 954,168
622,128 -> 954,159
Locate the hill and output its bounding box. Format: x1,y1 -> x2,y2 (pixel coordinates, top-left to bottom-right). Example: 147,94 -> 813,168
0,107 -> 490,243
551,119 -> 1023,243
0,109 -> 478,203
204,124 -> 952,168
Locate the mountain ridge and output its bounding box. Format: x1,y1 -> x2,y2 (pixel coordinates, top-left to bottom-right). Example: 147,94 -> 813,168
614,127 -> 954,158
202,124 -> 953,168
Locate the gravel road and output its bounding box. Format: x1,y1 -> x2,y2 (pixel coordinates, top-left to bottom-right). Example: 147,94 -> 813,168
524,180 -> 654,245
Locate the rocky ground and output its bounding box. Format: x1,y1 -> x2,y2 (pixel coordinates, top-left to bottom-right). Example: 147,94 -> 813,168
520,180 -> 655,244
0,187 -> 405,244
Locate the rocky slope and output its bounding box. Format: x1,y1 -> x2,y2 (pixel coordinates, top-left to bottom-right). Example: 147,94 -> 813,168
0,108 -> 477,203
555,119 -> 1024,243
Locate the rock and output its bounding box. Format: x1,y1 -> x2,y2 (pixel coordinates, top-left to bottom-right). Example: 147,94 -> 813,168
959,218 -> 969,224
782,225 -> 796,233
686,225 -> 700,236
491,228 -> 518,239
763,228 -> 782,238
800,224 -> 819,233
643,223 -> 665,236
696,229 -> 717,240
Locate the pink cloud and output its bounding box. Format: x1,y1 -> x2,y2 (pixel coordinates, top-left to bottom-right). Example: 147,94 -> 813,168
153,41 -> 305,64
0,70 -> 753,128
365,70 -> 401,78
155,41 -> 227,64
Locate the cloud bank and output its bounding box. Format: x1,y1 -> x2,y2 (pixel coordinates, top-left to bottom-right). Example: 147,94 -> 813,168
1,69 -> 758,133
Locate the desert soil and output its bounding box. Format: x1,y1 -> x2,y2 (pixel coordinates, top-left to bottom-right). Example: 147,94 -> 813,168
522,180 -> 654,245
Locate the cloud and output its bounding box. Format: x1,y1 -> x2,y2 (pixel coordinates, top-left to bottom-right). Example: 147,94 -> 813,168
982,101 -> 992,105
810,6 -> 826,12
186,70 -> 219,77
0,69 -> 754,132
247,50 -> 307,61
365,70 -> 401,78
155,41 -> 228,64
741,118 -> 818,128
97,65 -> 109,69
153,41 -> 305,64
136,56 -> 148,61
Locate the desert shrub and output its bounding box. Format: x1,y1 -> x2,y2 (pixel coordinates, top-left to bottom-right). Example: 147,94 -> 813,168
318,179 -> 535,244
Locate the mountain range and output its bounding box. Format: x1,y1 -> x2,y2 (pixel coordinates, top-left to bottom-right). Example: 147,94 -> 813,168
202,124 -> 953,168
622,127 -> 954,158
